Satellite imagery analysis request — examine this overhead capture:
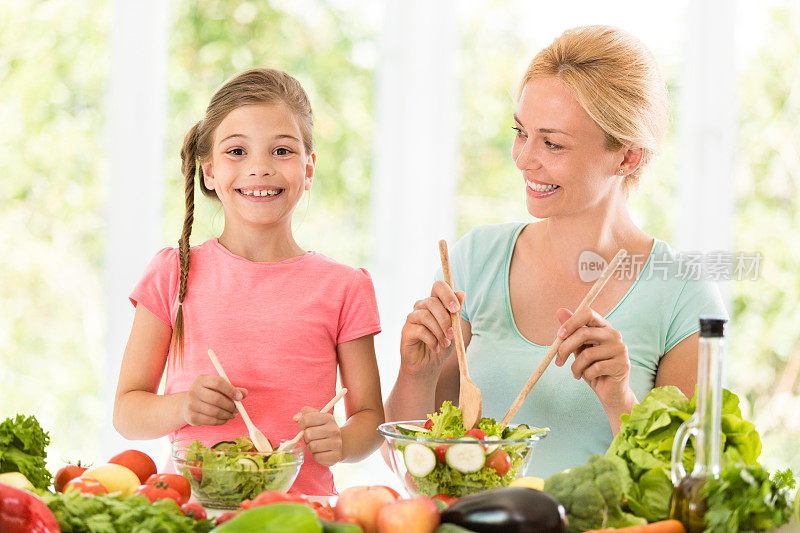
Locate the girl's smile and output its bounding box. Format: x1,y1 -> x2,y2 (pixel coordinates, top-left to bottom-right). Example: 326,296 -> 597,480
235,185 -> 285,200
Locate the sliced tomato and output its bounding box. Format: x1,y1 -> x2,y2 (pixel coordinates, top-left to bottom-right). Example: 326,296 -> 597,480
181,502 -> 207,520
187,460 -> 203,482
464,428 -> 487,440
146,473 -> 191,505
485,449 -> 512,477
424,418 -> 434,430
435,444 -> 450,464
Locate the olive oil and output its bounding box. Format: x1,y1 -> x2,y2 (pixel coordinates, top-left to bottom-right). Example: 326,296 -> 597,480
668,318 -> 727,532
669,475 -> 707,533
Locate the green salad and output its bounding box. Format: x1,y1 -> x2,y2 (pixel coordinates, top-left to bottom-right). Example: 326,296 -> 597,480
178,437 -> 298,509
394,402 -> 547,498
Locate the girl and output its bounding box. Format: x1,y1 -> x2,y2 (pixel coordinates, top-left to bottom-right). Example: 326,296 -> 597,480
113,68 -> 384,496
385,26 -> 727,478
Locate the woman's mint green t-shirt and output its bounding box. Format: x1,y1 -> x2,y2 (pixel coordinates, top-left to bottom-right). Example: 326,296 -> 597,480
437,222 -> 728,479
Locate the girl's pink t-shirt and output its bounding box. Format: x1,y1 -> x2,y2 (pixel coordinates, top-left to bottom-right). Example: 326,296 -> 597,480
129,238 -> 381,496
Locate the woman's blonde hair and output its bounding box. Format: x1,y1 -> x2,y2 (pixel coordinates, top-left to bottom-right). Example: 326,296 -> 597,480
520,25 -> 668,189
172,68 -> 314,366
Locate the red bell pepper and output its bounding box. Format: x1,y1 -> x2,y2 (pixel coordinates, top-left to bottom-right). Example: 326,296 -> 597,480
0,482 -> 60,533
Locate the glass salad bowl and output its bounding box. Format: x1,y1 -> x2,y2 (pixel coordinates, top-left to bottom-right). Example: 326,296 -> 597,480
378,420 -> 548,498
172,437 -> 304,510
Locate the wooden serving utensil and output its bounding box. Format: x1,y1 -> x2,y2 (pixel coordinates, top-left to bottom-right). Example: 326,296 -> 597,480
500,249 -> 628,427
207,348 -> 273,453
277,388 -> 348,453
439,239 -> 482,430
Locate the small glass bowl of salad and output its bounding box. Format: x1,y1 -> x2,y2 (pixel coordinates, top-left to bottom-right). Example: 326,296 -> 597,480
172,436 -> 304,510
378,403 -> 548,499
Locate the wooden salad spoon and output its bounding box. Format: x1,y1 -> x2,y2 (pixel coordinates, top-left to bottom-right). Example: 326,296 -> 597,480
207,348 -> 273,453
500,249 -> 628,427
439,239 -> 482,430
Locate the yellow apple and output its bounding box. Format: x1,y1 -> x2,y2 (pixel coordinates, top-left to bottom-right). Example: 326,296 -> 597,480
83,463 -> 140,496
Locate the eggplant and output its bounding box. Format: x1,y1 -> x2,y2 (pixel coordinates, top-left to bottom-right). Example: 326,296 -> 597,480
440,487 -> 567,533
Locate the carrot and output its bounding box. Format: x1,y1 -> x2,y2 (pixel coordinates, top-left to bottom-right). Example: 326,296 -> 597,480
588,519 -> 685,533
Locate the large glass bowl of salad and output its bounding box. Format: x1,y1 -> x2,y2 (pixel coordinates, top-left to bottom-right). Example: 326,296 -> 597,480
378,402 -> 548,498
172,436 -> 303,510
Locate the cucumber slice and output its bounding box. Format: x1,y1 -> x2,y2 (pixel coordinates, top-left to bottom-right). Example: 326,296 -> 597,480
445,442 -> 486,473
403,443 -> 436,477
484,435 -> 501,454
397,423 -> 430,435
237,457 -> 259,471
456,435 -> 480,442
211,440 -> 237,451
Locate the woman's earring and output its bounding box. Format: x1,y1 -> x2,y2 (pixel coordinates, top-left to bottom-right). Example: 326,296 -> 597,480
618,169 -> 624,174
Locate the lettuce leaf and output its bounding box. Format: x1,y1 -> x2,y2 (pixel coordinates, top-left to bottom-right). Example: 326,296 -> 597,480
606,386 -> 763,523
0,413 -> 52,489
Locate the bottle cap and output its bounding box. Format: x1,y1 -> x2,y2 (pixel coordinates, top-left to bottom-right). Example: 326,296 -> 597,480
699,317 -> 727,337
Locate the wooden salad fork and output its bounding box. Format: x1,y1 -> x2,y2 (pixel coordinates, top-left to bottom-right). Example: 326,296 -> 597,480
207,348 -> 273,453
439,239 -> 483,430
500,249 -> 628,427
276,388 -> 348,453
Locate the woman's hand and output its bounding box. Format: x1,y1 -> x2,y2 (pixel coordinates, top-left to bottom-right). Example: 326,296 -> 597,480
399,281 -> 465,377
554,307 -> 634,411
295,407 -> 343,467
181,375 -> 247,427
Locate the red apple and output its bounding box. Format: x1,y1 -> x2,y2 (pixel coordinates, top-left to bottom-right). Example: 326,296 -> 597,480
335,486 -> 400,533
54,463 -> 88,493
377,496 -> 440,533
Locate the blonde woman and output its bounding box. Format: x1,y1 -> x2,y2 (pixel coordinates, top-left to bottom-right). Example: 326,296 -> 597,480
385,26 -> 727,477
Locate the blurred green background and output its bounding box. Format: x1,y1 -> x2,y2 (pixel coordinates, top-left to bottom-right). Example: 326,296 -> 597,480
1,0 -> 798,481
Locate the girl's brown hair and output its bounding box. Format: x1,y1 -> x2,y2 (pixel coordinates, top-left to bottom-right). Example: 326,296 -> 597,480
171,68 -> 314,366
520,25 -> 668,190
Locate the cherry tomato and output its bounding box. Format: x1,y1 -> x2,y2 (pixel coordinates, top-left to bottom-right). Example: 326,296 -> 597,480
215,511 -> 239,525
424,418 -> 434,430
64,476 -> 107,495
464,429 -> 487,440
54,463 -> 88,493
187,460 -> 203,482
181,502 -> 207,520
432,493 -> 458,507
485,449 -> 512,477
135,482 -> 181,505
109,449 -> 157,484
435,444 -> 450,464
146,473 -> 192,505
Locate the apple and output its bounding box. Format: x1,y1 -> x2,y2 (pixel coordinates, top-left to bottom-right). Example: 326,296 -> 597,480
377,496 -> 440,533
335,486 -> 400,533
54,463 -> 88,492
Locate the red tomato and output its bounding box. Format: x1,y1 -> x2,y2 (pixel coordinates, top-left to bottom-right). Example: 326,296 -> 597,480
64,476 -> 107,495
435,444 -> 450,464
309,501 -> 336,521
432,493 -> 458,507
135,482 -> 181,505
187,460 -> 203,482
249,491 -> 307,507
424,418 -> 434,430
181,502 -> 207,520
485,449 -> 512,477
215,511 -> 239,525
108,449 -> 157,485
146,473 -> 191,505
464,429 -> 487,440
54,463 -> 88,493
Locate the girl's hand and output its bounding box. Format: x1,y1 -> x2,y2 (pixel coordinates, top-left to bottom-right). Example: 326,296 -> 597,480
295,407 -> 342,467
400,281 -> 465,377
181,375 -> 247,427
554,308 -> 633,409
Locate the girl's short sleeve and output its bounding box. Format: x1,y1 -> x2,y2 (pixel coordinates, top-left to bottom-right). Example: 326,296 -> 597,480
337,268 -> 381,344
664,279 -> 729,353
129,247 -> 179,327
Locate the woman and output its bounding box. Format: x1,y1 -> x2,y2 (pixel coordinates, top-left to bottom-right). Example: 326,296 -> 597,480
384,25 -> 727,478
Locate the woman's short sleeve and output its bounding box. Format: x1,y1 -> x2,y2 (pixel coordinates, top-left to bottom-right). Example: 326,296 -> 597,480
337,268 -> 381,344
665,279 -> 729,353
129,247 -> 179,327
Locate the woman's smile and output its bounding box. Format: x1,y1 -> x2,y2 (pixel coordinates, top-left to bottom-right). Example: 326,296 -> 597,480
526,178 -> 562,198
